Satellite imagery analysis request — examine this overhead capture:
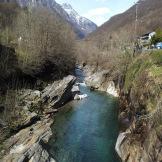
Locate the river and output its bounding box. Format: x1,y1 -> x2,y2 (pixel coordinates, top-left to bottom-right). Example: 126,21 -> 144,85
47,68 -> 121,162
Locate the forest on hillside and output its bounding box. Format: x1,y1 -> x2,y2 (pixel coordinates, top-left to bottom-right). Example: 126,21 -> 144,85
0,3 -> 76,84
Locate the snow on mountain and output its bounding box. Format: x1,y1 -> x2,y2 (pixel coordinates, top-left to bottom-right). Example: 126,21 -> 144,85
61,3 -> 97,37
2,0 -> 97,38
62,3 -> 81,24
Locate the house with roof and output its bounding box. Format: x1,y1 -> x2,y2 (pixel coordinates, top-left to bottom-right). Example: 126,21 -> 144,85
138,32 -> 156,47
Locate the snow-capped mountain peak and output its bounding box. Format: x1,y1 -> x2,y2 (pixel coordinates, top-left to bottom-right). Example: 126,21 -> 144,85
2,0 -> 97,38
61,3 -> 80,22
61,3 -> 97,37
62,3 -> 73,9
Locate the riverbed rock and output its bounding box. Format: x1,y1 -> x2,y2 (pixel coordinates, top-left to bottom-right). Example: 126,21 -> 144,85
106,81 -> 119,97
115,132 -> 128,157
16,111 -> 40,131
84,69 -> 106,89
41,75 -> 76,108
2,118 -> 55,162
84,66 -> 119,97
0,75 -> 78,161
20,75 -> 77,111
19,75 -> 77,110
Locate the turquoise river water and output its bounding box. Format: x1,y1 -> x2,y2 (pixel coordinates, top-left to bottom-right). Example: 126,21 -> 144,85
47,69 -> 121,162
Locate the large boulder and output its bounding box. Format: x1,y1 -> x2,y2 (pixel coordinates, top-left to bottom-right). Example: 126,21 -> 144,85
84,67 -> 119,97
2,118 -> 55,162
41,75 -> 76,108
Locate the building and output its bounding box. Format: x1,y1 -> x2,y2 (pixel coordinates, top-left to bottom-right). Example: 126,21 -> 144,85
138,32 -> 156,47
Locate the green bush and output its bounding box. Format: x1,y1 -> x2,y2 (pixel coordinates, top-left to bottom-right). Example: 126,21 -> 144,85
151,28 -> 162,44
124,56 -> 152,91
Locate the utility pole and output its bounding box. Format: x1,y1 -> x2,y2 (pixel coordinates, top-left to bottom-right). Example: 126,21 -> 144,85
134,0 -> 145,37
133,0 -> 146,55
134,2 -> 139,37
134,1 -> 142,55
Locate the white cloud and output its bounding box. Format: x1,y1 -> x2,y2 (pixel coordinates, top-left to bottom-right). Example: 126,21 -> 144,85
83,7 -> 111,26
92,16 -> 108,26
83,7 -> 111,17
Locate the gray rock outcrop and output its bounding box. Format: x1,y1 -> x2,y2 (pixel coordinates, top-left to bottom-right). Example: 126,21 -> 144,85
84,66 -> 119,97
41,75 -> 77,109
2,118 -> 55,162
1,75 -> 77,162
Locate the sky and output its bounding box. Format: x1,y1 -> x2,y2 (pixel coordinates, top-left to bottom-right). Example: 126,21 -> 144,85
56,0 -> 138,26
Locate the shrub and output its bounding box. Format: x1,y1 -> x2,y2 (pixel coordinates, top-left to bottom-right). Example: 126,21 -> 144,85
124,55 -> 152,91
14,7 -> 76,78
0,5 -> 76,81
151,28 -> 162,44
0,3 -> 20,45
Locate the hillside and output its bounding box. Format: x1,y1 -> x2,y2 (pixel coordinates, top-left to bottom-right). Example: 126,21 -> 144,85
0,2 -> 76,86
88,0 -> 162,41
1,0 -> 97,38
77,0 -> 162,71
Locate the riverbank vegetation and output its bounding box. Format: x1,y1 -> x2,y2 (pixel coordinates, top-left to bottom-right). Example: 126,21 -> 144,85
0,0 -> 162,161
151,28 -> 162,44
77,29 -> 162,125
76,1 -> 162,159
0,3 -> 76,84
0,2 -> 76,150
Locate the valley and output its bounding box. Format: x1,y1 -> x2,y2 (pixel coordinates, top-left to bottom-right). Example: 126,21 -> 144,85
0,0 -> 162,162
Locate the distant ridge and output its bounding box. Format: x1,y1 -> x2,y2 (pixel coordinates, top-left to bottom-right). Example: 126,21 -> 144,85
1,0 -> 97,38
88,0 -> 162,41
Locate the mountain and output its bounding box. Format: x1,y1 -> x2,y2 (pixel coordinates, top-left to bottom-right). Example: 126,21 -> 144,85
1,0 -> 97,38
61,3 -> 97,38
88,0 -> 162,41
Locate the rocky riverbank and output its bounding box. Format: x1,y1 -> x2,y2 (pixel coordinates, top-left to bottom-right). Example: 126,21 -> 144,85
115,53 -> 162,162
0,75 -> 79,162
83,65 -> 119,97
82,58 -> 162,162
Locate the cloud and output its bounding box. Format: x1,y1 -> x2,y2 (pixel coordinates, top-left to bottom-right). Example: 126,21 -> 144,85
83,7 -> 111,17
83,7 -> 111,26
92,16 -> 109,26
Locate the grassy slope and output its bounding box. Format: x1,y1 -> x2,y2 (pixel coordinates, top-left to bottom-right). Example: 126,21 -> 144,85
124,50 -> 162,120
118,50 -> 162,161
